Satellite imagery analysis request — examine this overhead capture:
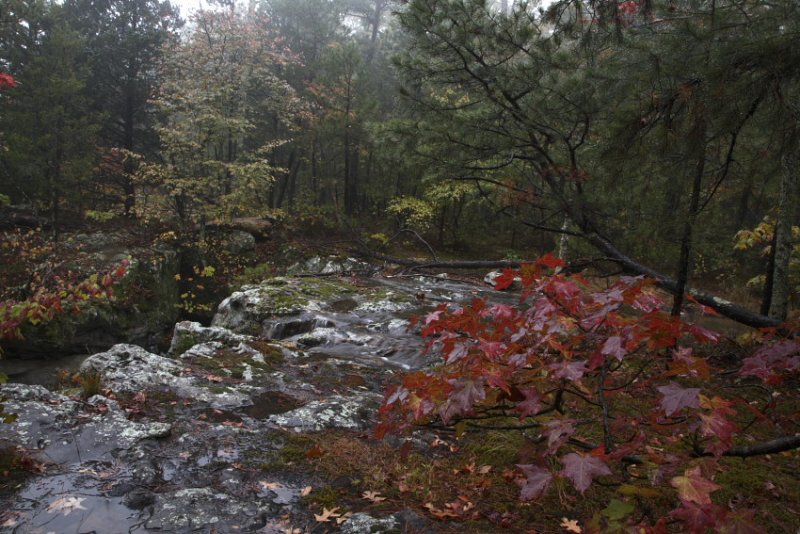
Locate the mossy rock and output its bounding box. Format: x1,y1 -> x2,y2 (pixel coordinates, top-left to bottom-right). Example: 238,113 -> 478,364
212,276 -> 358,335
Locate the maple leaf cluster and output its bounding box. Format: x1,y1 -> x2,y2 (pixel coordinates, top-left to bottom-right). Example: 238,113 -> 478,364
0,237 -> 130,340
377,254 -> 799,532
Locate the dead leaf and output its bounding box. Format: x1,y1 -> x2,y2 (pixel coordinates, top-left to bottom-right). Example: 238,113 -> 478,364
47,496 -> 87,516
362,491 -> 386,502
0,512 -> 21,528
478,465 -> 492,474
314,507 -> 341,523
300,486 -> 312,497
424,502 -> 459,519
222,420 -> 244,427
431,437 -> 448,448
335,512 -> 353,525
306,445 -> 325,459
560,517 -> 582,533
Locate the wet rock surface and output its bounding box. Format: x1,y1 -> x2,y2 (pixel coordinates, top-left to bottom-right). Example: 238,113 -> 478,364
0,273 -> 513,532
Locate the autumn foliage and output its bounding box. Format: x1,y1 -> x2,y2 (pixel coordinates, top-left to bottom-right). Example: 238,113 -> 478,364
0,72 -> 15,90
0,229 -> 129,343
377,254 -> 799,532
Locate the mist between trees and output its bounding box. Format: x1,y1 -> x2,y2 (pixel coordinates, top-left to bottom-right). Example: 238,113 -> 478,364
1,0 -> 798,324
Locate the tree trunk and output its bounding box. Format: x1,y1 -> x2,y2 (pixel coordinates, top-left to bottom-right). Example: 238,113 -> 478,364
123,60 -> 137,216
769,142 -> 799,320
671,95 -> 707,317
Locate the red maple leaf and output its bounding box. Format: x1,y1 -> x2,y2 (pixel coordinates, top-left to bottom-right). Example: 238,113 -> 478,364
543,419 -> 576,455
600,335 -> 627,361
560,452 -> 612,493
516,464 -> 553,501
739,339 -> 800,382
493,269 -> 518,290
535,252 -> 566,270
699,410 -> 738,456
514,388 -> 542,418
670,501 -> 726,533
670,466 -> 721,505
548,360 -> 588,381
439,378 -> 485,424
656,382 -> 701,416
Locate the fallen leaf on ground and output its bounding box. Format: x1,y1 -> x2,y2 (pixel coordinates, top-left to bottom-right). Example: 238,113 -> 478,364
362,491 -> 386,502
47,496 -> 87,516
300,486 -> 312,497
336,512 -> 353,525
306,445 -> 325,459
0,513 -> 21,528
560,517 -> 582,533
314,507 -> 341,523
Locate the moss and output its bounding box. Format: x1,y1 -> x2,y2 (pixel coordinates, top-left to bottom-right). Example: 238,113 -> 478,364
714,456 -> 800,531
229,367 -> 244,379
169,334 -> 198,358
302,485 -> 342,509
463,428 -> 525,467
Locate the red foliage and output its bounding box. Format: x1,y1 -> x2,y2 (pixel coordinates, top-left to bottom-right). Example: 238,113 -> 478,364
377,255 -> 798,531
0,72 -> 16,89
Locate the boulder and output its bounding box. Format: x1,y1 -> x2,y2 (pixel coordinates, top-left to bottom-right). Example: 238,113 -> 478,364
212,277 -> 354,336
168,321 -> 253,357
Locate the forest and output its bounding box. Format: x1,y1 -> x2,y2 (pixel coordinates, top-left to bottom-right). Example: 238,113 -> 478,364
0,0 -> 799,532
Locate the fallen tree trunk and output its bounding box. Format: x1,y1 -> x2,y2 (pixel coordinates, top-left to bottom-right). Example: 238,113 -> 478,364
358,242 -> 783,330
362,251 -> 524,270
585,233 -> 783,329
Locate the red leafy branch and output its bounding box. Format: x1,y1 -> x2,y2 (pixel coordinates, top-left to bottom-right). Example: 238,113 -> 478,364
376,254 -> 799,531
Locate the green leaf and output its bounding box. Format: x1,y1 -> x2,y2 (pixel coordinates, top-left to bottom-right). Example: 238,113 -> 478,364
602,499 -> 634,521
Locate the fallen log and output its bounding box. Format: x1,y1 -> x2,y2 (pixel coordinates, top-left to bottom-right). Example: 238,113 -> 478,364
357,245 -> 785,330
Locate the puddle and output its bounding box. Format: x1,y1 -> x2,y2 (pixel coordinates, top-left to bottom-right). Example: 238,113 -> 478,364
4,471 -> 144,533
0,353 -> 91,388
244,391 -> 305,419
256,480 -> 301,504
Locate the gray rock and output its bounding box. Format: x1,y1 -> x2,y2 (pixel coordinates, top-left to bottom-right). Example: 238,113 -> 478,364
79,344 -> 252,408
287,256 -> 373,276
340,512 -> 399,533
0,385 -> 170,464
268,393 -> 379,432
169,321 -> 253,356
221,229 -> 256,254
212,277 -> 354,336
80,344 -> 184,394
145,487 -> 271,531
